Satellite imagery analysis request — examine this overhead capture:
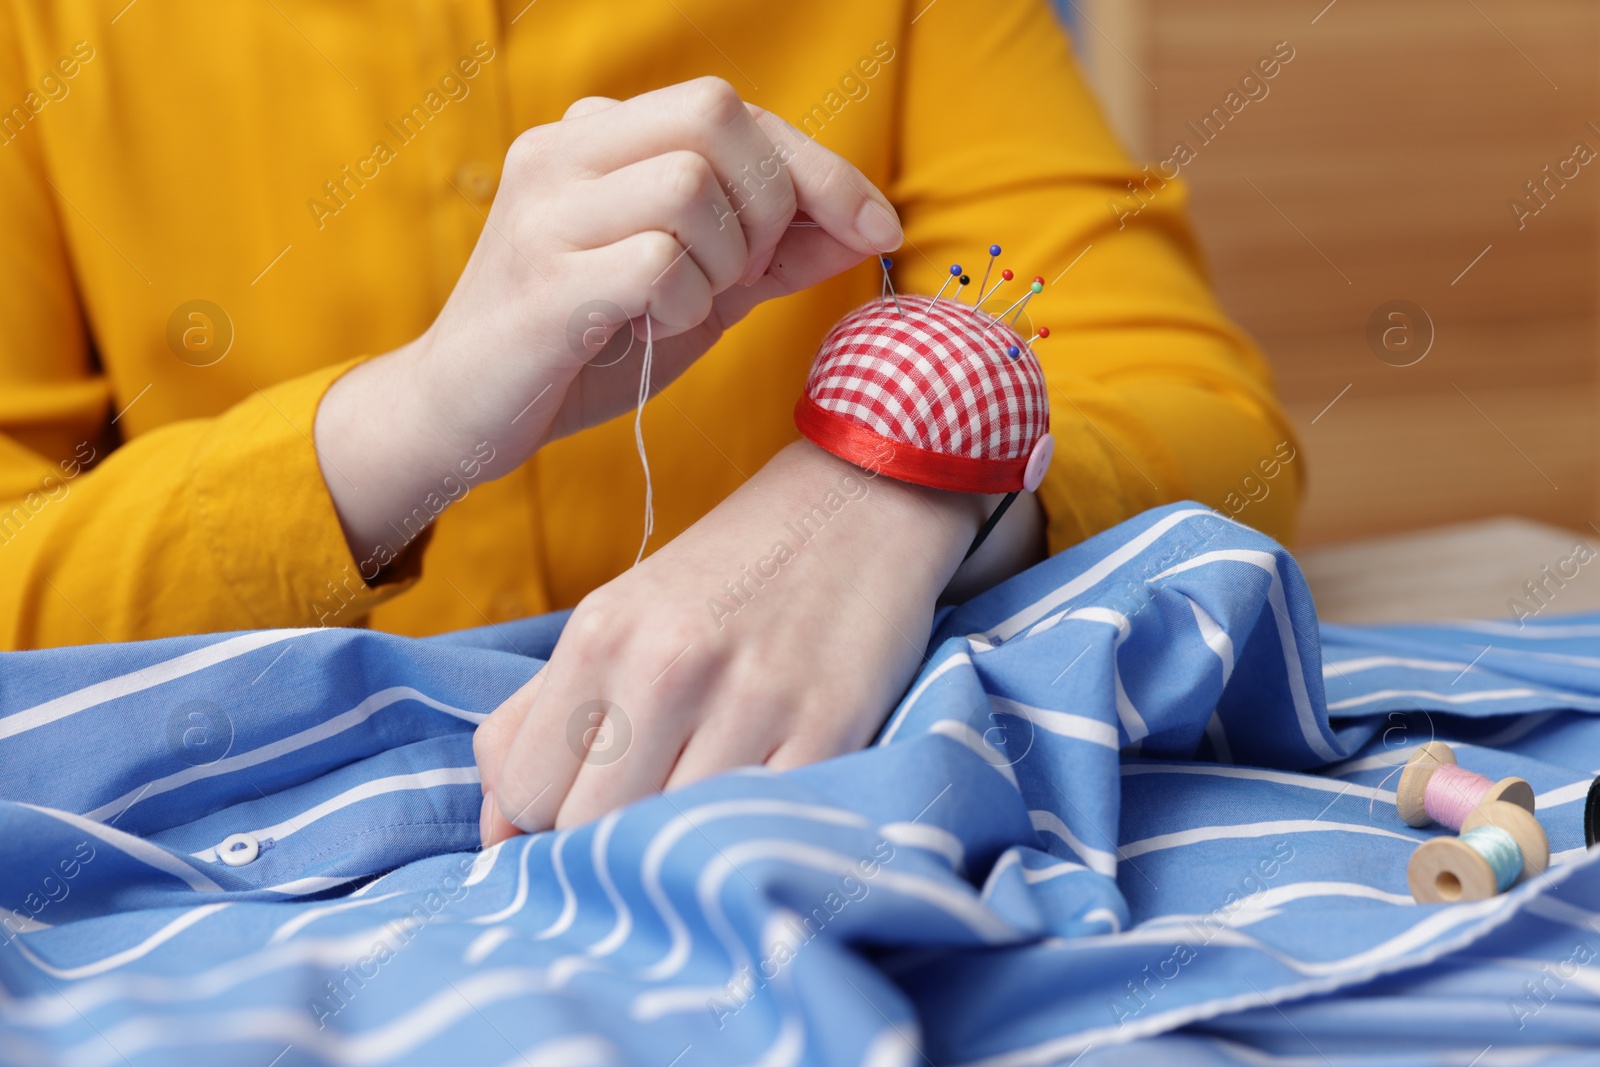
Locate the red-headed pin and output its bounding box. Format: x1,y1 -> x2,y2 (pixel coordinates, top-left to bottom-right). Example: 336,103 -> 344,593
978,268 -> 1014,307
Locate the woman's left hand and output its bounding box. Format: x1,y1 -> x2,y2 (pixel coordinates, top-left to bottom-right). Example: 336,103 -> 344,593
473,440 -> 994,843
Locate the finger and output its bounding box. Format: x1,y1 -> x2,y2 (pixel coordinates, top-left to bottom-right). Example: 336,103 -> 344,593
747,105 -> 902,259
662,714 -> 775,791
575,230 -> 714,336
766,732 -> 850,773
475,670 -> 549,847
710,225 -> 868,327
492,663 -> 590,834
557,79 -> 798,286
474,669 -> 546,796
564,96 -> 619,120
555,699 -> 690,830
559,151 -> 748,294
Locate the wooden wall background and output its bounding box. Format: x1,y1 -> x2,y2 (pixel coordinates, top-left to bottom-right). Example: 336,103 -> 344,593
1076,0 -> 1600,545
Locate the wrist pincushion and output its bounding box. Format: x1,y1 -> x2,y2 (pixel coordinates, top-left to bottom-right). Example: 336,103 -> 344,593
794,291 -> 1054,496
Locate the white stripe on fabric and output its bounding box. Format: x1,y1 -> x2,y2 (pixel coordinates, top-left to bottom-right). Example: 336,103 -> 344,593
536,831 -> 580,939
268,892 -> 404,943
881,821 -> 965,874
1020,859 -> 1088,883
472,832 -> 548,928
190,766 -> 481,862
988,696 -> 1119,750
878,651 -> 971,746
1322,655 -> 1476,677
1445,620 -> 1600,638
1119,763 -> 1397,805
858,1028 -> 920,1067
10,903 -> 230,980
1186,596 -> 1235,684
1535,777 -> 1600,809
930,720 -> 1020,788
259,875 -> 371,896
1204,712 -> 1233,763
954,891 -> 1518,1067
489,1036 -> 619,1067
1061,607 -> 1147,743
985,508 -> 1225,641
85,685 -> 484,823
58,968 -> 557,1067
1119,819 -> 1414,859
2,922 -> 492,1028
17,803 -> 222,892
1028,810 -> 1117,877
1327,687 -> 1600,712
1082,908 -> 1122,932
587,812 -> 632,958
633,839 -> 1016,1022
464,926 -> 516,966
1137,881 -> 1414,932
638,799 -> 871,982
0,629 -> 313,742
1150,549 -> 1340,762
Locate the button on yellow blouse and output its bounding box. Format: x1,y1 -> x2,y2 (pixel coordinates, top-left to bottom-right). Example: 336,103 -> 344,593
0,0 -> 1299,649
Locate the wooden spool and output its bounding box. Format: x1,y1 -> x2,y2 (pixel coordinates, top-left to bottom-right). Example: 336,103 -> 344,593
1407,800 -> 1550,904
1463,799 -> 1549,877
1395,741 -> 1535,827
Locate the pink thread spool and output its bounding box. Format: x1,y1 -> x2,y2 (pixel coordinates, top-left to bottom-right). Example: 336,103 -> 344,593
1395,741 -> 1535,829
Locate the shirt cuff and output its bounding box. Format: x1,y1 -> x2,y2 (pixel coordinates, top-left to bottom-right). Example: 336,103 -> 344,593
190,358 -> 428,630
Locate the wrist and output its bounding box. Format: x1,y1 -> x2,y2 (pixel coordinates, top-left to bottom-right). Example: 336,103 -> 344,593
771,439 -> 987,575
314,338 -> 492,563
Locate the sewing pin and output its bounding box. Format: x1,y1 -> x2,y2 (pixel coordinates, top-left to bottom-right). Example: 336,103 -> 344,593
928,264 -> 962,308
879,256 -> 904,318
987,278 -> 1043,332
976,244 -> 1002,303
977,268 -> 1013,307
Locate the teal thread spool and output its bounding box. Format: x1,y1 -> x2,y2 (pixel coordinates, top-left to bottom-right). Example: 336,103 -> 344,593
1457,825 -> 1522,892
1408,799 -> 1549,904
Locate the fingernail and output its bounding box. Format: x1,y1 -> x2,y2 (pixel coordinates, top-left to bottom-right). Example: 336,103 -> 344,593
855,200 -> 903,252
479,790 -> 495,846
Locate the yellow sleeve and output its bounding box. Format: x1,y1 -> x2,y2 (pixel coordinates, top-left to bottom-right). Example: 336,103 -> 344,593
0,22 -> 416,650
890,0 -> 1302,551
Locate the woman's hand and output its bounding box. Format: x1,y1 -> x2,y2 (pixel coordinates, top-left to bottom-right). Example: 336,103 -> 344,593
314,78 -> 901,560
473,440 -> 1002,843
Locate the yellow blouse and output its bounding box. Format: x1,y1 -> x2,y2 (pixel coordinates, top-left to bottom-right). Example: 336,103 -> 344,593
0,0 -> 1300,649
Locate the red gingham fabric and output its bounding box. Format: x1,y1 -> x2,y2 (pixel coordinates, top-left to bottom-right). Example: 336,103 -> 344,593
795,297 -> 1049,493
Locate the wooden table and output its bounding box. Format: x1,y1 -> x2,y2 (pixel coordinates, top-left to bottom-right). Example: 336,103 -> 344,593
1297,517 -> 1600,625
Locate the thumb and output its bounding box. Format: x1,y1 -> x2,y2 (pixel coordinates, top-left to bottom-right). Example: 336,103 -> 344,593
711,225 -> 869,329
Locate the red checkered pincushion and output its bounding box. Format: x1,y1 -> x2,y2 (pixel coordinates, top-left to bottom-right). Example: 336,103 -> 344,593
794,298 -> 1053,494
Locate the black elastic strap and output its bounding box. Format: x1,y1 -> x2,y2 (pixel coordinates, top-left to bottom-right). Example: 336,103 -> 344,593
1584,774 -> 1600,848
963,491 -> 1019,561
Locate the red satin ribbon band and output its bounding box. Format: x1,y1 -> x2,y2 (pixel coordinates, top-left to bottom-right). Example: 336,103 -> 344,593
793,395 -> 1029,495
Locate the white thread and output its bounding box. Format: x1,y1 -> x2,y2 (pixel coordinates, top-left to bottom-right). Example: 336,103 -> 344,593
633,315 -> 655,566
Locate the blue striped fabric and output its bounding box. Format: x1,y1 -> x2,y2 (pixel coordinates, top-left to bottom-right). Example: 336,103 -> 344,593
3,502 -> 1599,1066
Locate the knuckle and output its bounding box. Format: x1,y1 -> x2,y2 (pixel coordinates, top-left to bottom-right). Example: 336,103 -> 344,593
504,126 -> 546,173
563,95 -> 608,120
561,596 -> 619,650
658,150 -> 713,208
638,231 -> 685,276
684,76 -> 744,127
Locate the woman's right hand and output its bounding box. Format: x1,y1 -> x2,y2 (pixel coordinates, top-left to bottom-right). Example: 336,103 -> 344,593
314,77 -> 902,560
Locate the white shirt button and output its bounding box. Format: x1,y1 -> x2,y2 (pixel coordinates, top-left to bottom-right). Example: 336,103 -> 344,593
455,160 -> 497,202
219,832 -> 260,867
